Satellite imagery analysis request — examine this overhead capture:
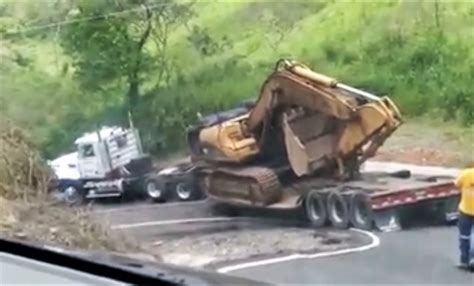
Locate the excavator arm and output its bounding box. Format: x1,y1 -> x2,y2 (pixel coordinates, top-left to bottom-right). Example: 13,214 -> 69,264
246,70 -> 357,132
262,60 -> 402,177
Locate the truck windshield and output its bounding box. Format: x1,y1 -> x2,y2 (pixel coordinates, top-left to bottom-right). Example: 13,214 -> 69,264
78,144 -> 95,158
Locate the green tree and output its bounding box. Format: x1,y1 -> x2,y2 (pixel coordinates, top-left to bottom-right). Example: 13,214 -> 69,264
60,0 -> 193,118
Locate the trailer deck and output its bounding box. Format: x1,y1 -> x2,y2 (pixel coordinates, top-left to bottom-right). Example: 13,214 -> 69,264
206,163 -> 460,232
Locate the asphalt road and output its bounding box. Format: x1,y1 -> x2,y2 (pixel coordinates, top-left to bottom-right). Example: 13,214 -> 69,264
90,200 -> 473,285
91,200 -> 311,242
84,162 -> 471,284
228,226 -> 474,285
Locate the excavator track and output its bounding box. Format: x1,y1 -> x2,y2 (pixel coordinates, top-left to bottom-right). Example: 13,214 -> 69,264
207,165 -> 282,206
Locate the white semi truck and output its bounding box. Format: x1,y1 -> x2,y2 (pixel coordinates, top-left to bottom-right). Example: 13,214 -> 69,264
50,126 -> 203,205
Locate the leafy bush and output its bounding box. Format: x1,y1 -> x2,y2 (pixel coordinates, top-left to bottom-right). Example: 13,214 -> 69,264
0,117 -> 52,200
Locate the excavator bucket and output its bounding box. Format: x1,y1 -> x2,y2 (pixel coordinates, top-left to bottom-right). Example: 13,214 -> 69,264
282,110 -> 337,177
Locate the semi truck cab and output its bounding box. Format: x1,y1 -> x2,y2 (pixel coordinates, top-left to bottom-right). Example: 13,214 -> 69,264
53,126 -> 153,205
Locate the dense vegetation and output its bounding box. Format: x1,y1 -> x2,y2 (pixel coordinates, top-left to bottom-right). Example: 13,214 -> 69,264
1,0 -> 473,158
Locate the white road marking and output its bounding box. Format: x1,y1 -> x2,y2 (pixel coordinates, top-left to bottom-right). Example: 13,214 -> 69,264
111,216 -> 379,273
111,216 -> 244,230
91,199 -> 208,214
216,228 -> 380,273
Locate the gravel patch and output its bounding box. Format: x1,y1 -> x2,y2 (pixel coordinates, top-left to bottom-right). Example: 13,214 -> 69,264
152,227 -> 368,268
373,121 -> 472,167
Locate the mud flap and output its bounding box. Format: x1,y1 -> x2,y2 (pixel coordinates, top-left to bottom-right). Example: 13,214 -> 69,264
445,211 -> 459,222
374,209 -> 401,232
441,197 -> 460,223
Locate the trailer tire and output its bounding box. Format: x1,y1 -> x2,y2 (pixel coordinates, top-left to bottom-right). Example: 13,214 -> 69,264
144,178 -> 167,202
349,192 -> 374,230
304,190 -> 327,228
62,182 -> 85,206
327,190 -> 350,229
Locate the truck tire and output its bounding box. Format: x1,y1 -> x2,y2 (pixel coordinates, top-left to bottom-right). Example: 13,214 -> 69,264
304,190 -> 327,228
62,182 -> 85,206
144,178 -> 167,202
174,177 -> 200,201
327,190 -> 350,229
349,192 -> 374,230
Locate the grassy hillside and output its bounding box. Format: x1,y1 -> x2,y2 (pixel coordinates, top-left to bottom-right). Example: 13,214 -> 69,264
163,1 -> 474,119
1,0 -> 473,156
138,0 -> 473,152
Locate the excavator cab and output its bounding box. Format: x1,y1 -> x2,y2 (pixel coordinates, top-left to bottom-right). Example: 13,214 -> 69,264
186,105 -> 258,163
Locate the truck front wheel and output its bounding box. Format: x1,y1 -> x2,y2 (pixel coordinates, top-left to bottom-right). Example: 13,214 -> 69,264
63,183 -> 85,206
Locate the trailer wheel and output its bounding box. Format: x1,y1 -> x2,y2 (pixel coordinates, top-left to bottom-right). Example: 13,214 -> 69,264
144,178 -> 167,202
349,192 -> 374,230
304,190 -> 327,228
327,190 -> 350,229
63,183 -> 85,206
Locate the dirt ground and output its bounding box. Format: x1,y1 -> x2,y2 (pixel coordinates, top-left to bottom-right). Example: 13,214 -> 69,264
374,119 -> 473,167
0,196 -> 142,254
154,227 -> 367,268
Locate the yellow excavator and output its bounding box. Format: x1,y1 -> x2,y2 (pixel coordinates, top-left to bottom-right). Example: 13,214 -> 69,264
186,59 -> 402,211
